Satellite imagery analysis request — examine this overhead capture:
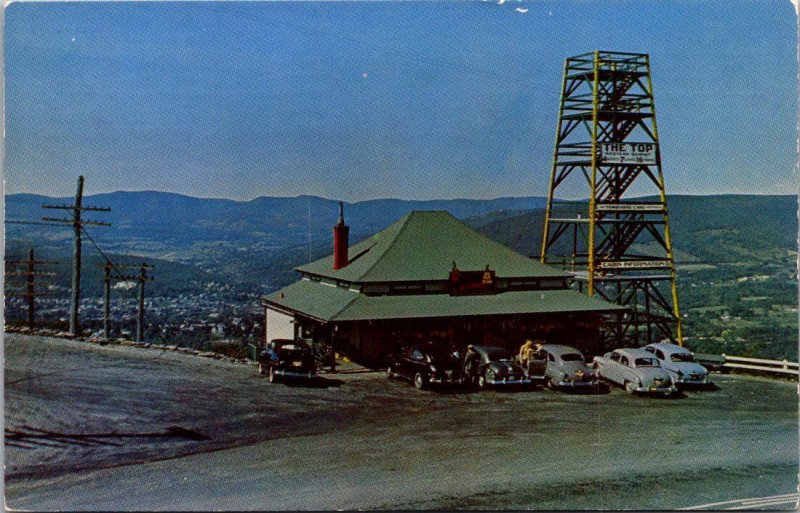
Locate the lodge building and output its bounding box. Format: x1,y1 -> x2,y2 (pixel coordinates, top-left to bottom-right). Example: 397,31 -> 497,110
262,206 -> 624,364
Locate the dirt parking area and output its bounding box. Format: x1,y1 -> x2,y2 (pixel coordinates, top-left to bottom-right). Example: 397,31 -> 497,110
5,334 -> 798,510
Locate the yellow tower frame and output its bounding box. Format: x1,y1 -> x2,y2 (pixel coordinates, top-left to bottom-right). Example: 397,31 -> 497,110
541,51 -> 683,346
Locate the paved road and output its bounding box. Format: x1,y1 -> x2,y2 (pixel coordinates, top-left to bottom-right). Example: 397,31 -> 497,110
5,334 -> 798,510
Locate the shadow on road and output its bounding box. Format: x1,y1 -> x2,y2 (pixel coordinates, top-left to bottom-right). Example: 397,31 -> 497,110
279,377 -> 345,389
682,383 -> 721,393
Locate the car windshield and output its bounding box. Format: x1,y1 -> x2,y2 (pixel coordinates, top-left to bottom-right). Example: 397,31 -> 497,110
279,343 -> 309,353
671,353 -> 695,362
561,353 -> 584,362
634,357 -> 659,367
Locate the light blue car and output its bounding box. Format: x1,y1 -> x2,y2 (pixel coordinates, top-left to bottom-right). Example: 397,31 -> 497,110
643,342 -> 711,388
592,348 -> 677,396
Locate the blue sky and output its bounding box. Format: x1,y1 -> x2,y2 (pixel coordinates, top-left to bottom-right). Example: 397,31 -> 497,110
4,0 -> 797,201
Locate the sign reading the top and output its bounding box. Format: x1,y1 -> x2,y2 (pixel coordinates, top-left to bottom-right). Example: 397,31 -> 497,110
600,142 -> 657,164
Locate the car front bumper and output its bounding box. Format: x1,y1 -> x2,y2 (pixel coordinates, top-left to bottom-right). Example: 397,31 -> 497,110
429,375 -> 460,385
676,378 -> 712,389
486,377 -> 531,386
676,375 -> 710,384
275,369 -> 317,379
633,384 -> 677,395
556,379 -> 600,388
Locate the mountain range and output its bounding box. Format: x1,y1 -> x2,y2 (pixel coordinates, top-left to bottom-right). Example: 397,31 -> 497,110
6,191 -> 797,359
6,192 -> 547,291
7,191 -> 796,292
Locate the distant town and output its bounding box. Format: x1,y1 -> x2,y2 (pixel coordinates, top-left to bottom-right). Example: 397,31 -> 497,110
5,283 -> 264,349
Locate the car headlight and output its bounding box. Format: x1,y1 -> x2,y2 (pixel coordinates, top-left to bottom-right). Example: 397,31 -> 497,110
429,365 -> 438,373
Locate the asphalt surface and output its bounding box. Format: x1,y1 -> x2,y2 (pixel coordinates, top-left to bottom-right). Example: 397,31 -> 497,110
5,334 -> 798,510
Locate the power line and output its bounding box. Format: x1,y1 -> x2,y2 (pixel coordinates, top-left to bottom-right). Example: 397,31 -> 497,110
6,220 -> 70,227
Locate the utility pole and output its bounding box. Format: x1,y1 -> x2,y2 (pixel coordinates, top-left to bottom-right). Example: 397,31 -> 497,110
43,176 -> 110,336
4,248 -> 57,329
103,263 -> 153,341
103,263 -> 111,339
137,263 -> 148,342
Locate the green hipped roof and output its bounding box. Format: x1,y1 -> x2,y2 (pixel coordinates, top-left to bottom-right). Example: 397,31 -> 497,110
296,210 -> 566,283
264,278 -> 626,322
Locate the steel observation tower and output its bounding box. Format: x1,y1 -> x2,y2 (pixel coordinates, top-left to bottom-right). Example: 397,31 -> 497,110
541,50 -> 683,346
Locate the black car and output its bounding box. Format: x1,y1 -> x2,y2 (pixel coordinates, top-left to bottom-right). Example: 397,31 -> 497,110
386,343 -> 462,390
467,345 -> 531,389
258,339 -> 317,383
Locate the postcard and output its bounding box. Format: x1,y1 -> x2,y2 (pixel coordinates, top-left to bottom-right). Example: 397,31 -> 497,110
4,0 -> 798,510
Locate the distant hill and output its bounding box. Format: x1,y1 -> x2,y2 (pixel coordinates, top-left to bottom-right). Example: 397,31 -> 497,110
6,192 -> 797,359
7,191 -> 546,250
6,191 -> 547,290
469,194 -> 798,263
8,193 -> 796,291
3,247 -> 227,298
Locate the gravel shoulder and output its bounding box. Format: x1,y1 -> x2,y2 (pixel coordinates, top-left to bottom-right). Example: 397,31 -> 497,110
5,334 -> 798,510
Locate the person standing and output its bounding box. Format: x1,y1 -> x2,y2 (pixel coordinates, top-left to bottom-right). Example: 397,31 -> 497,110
463,344 -> 480,385
518,339 -> 534,366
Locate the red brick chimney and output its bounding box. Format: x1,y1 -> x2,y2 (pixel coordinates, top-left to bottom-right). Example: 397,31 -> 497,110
333,201 -> 349,270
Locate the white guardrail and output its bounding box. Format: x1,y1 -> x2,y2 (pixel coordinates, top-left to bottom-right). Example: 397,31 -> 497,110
720,354 -> 799,376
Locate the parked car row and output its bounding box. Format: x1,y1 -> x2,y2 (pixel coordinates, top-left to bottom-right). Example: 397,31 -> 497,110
387,342 -> 600,392
592,342 -> 712,396
258,337 -> 712,397
387,341 -> 712,396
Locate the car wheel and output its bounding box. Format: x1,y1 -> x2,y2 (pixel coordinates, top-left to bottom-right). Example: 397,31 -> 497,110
386,365 -> 394,379
414,372 -> 428,390
624,381 -> 635,394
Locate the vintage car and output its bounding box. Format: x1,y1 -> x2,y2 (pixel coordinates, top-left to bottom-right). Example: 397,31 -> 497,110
538,344 -> 599,390
386,343 -> 462,390
468,345 -> 531,389
258,338 -> 317,383
592,348 -> 677,396
644,342 -> 711,388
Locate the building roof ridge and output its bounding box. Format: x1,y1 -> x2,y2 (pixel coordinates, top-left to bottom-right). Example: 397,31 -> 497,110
355,211 -> 418,282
